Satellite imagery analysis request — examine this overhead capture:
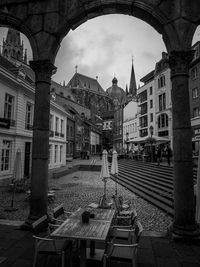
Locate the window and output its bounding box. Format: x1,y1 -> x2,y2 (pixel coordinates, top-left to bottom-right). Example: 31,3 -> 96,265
141,103 -> 147,115
67,125 -> 69,137
1,140 -> 12,171
193,107 -> 200,117
54,145 -> 58,162
159,93 -> 166,111
55,117 -> 59,135
191,67 -> 197,80
158,114 -> 168,128
158,75 -> 165,89
60,145 -> 63,162
150,113 -> 153,122
70,126 -> 73,137
193,45 -> 200,61
140,116 -> 148,128
150,99 -> 153,109
149,86 -> 153,95
4,93 -> 14,122
60,119 -> 64,137
192,88 -> 198,99
25,102 -> 33,130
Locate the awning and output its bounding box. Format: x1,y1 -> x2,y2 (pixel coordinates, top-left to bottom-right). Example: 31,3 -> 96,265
128,135 -> 169,144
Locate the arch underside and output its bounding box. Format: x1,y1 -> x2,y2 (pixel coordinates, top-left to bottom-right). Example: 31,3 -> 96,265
0,0 -> 199,58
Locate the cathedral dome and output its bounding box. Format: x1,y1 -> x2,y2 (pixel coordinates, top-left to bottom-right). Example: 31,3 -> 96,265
106,76 -> 127,106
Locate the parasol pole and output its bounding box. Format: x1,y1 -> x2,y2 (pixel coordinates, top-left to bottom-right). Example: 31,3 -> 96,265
115,174 -> 118,196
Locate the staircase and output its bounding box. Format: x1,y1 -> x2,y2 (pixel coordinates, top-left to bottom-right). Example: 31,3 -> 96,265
110,160 -> 197,217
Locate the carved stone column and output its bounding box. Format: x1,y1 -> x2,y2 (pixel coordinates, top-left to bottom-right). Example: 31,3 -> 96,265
27,60 -> 56,222
169,50 -> 199,237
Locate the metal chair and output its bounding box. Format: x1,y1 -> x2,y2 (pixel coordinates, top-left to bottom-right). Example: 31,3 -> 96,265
109,210 -> 137,240
32,214 -> 72,267
104,220 -> 143,267
52,203 -> 74,223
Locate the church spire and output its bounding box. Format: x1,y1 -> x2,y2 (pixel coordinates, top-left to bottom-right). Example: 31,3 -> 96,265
129,57 -> 137,97
2,28 -> 24,62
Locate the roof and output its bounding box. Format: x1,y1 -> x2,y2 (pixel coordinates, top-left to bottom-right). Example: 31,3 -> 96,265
51,80 -> 75,101
67,72 -> 105,94
106,84 -> 127,105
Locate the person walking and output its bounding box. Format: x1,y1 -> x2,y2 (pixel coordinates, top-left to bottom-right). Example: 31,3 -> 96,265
166,144 -> 172,166
155,145 -> 162,166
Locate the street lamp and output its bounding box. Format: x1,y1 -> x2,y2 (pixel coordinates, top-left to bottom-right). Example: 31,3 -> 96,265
149,125 -> 154,162
126,132 -> 129,158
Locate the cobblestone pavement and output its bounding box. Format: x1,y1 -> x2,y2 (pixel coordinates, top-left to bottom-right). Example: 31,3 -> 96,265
0,166 -> 172,231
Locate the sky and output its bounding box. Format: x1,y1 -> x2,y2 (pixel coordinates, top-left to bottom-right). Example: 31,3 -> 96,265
1,14 -> 200,90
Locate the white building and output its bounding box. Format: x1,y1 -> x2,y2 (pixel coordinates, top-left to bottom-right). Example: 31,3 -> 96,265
123,100 -> 139,150
138,70 -> 156,137
0,55 -> 68,185
154,52 -> 173,145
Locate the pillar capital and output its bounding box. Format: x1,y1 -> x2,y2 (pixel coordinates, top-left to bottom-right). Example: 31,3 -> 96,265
168,50 -> 194,78
30,60 -> 57,84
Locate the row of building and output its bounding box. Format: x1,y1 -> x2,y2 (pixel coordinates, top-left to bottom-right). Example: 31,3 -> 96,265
1,28 -> 200,185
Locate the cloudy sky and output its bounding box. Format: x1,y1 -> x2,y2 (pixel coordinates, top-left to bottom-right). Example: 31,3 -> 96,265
1,14 -> 200,90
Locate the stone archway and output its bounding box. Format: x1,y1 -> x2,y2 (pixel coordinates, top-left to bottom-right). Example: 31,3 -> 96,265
1,0 -> 200,236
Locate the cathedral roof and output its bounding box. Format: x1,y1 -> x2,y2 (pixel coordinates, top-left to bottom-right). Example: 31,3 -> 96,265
106,77 -> 127,106
51,80 -> 75,101
67,72 -> 106,95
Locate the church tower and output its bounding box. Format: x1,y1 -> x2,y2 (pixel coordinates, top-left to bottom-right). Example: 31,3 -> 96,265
129,57 -> 137,98
2,28 -> 26,63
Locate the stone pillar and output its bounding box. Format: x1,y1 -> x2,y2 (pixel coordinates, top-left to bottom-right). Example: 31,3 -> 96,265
28,60 -> 56,221
169,50 -> 199,237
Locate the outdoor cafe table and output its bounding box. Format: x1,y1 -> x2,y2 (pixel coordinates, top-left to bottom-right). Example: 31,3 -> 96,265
51,208 -> 115,267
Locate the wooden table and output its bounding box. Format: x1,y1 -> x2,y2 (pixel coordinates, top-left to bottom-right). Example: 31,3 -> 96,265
51,208 -> 115,267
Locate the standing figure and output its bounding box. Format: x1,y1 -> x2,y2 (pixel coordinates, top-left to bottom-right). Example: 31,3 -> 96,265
155,145 -> 162,166
166,144 -> 172,166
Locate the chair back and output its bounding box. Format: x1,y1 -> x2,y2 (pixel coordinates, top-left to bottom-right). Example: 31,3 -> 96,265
32,215 -> 48,235
99,195 -> 105,207
53,204 -> 65,218
130,210 -> 137,226
134,220 -> 143,244
111,195 -> 122,214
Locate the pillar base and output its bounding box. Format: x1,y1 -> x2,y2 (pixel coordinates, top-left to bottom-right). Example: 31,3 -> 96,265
168,222 -> 200,239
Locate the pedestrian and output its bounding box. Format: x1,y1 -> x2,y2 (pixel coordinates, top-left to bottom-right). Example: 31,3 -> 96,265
155,145 -> 162,166
87,150 -> 90,160
166,144 -> 172,166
